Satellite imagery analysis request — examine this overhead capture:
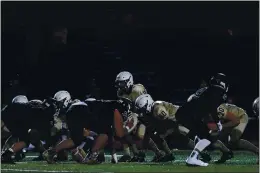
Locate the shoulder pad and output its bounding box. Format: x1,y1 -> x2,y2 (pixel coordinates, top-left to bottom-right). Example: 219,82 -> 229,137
133,84 -> 146,92
71,101 -> 88,106
153,100 -> 163,104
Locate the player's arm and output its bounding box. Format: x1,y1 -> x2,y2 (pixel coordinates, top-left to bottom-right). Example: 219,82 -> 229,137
220,109 -> 240,128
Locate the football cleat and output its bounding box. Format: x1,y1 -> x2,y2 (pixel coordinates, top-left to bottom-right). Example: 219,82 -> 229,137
200,151 -> 212,163
130,152 -> 146,162
42,148 -> 57,164
157,153 -> 175,162
1,149 -> 15,164
71,148 -> 87,163
186,157 -> 209,167
83,151 -> 100,164
215,150 -> 234,164
151,151 -> 166,162
118,154 -> 132,162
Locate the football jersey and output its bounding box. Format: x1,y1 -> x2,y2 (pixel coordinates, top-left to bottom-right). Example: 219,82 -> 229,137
176,86 -> 226,123
117,84 -> 147,103
217,103 -> 248,123
152,101 -> 180,122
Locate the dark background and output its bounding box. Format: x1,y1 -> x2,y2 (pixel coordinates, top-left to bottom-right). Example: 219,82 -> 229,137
1,1 -> 259,143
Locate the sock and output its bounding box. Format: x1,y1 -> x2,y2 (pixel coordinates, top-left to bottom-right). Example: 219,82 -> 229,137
112,153 -> 118,163
131,144 -> 139,155
148,138 -> 162,156
161,139 -> 172,155
189,139 -> 211,159
238,139 -> 259,155
212,140 -> 230,153
123,135 -> 135,156
123,144 -> 131,156
194,139 -> 211,152
187,138 -> 195,149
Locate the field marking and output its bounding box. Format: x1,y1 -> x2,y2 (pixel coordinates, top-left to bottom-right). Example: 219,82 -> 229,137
1,169 -> 114,173
1,169 -> 74,173
25,155 -> 123,158
24,155 -> 253,163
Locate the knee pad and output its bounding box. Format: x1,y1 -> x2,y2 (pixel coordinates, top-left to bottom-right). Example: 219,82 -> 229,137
136,124 -> 146,140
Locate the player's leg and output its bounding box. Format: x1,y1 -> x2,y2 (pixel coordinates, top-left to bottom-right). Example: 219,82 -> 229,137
142,125 -> 165,162
1,128 -> 29,164
229,123 -> 258,155
185,121 -> 211,167
130,123 -> 146,162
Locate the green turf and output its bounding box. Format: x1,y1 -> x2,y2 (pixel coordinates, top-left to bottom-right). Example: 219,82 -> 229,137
1,151 -> 259,173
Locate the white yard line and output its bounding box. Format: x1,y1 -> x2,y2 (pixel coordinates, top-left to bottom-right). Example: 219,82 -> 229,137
1,169 -> 75,173
25,155 -> 123,158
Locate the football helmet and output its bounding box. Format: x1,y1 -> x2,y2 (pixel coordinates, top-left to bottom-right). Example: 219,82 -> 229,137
253,97 -> 259,116
209,73 -> 229,92
53,90 -> 72,108
115,71 -> 134,91
12,95 -> 28,104
135,94 -> 154,115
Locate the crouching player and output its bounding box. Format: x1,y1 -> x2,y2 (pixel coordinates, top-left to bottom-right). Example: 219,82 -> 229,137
135,94 -> 195,162
216,103 -> 259,163
43,99 -> 125,164
1,95 -> 55,163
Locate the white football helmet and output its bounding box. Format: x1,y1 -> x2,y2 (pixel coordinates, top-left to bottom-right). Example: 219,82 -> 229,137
12,95 -> 28,104
53,90 -> 72,108
115,71 -> 134,91
253,97 -> 259,116
135,94 -> 154,114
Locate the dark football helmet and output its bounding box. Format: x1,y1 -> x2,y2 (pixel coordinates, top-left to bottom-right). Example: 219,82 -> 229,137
209,73 -> 229,92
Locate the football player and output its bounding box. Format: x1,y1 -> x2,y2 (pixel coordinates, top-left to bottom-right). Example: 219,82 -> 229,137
217,103 -> 259,162
187,85 -> 234,163
49,90 -> 82,161
135,94 -> 195,162
1,95 -> 54,163
115,71 -> 147,162
175,73 -> 229,166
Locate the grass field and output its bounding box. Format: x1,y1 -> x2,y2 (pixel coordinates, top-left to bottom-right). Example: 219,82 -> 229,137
1,150 -> 259,173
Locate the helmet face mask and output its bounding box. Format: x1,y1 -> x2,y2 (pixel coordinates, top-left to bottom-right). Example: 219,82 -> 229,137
115,78 -> 130,91
135,101 -> 149,115
53,91 -> 72,109
135,94 -> 154,116
115,71 -> 134,93
210,73 -> 229,93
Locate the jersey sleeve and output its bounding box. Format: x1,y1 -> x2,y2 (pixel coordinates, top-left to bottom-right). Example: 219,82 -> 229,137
153,102 -> 169,120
